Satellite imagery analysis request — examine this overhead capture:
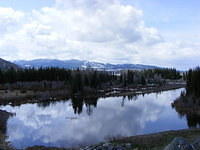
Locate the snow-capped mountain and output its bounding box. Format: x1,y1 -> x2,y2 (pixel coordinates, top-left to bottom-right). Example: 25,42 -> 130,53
14,59 -> 160,70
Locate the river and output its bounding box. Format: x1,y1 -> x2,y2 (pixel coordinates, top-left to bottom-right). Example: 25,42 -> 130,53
0,88 -> 188,149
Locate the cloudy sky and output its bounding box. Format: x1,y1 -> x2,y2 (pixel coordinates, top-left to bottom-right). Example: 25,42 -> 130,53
0,0 -> 199,70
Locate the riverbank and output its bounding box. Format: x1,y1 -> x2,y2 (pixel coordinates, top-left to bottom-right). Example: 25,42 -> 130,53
0,82 -> 188,150
25,128 -> 200,150
108,128 -> 200,149
0,82 -> 185,106
1,128 -> 199,150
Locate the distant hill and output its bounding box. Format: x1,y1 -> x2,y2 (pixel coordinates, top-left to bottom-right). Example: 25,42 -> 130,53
0,58 -> 20,70
14,59 -> 160,71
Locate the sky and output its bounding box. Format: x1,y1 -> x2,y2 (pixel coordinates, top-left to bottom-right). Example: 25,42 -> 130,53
0,0 -> 199,70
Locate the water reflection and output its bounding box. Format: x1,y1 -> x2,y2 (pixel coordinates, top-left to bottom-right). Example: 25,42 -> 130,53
0,110 -> 11,134
0,88 -> 187,149
37,94 -> 137,115
72,97 -> 98,115
172,91 -> 200,128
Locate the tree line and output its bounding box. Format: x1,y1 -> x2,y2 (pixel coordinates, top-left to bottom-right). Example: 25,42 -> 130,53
120,68 -> 181,86
185,67 -> 200,97
0,67 -> 182,93
0,68 -> 115,92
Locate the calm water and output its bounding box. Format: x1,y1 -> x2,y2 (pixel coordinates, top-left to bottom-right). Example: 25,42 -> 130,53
0,88 -> 188,149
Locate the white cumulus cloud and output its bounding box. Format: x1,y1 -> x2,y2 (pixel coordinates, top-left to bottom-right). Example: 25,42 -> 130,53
0,0 -> 199,69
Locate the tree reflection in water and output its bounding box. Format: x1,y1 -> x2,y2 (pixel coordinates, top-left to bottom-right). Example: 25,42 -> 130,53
71,96 -> 98,115
0,110 -> 12,134
0,88 -> 186,149
172,91 -> 200,128
36,93 -> 140,116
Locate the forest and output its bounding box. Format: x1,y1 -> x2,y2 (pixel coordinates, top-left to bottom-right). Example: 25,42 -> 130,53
0,67 -> 182,94
185,67 -> 200,97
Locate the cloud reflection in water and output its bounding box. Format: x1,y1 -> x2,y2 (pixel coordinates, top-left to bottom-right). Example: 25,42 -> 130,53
1,88 -> 186,149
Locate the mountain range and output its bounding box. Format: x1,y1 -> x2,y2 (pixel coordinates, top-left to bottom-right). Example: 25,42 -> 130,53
0,58 -> 20,70
13,59 -> 160,71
